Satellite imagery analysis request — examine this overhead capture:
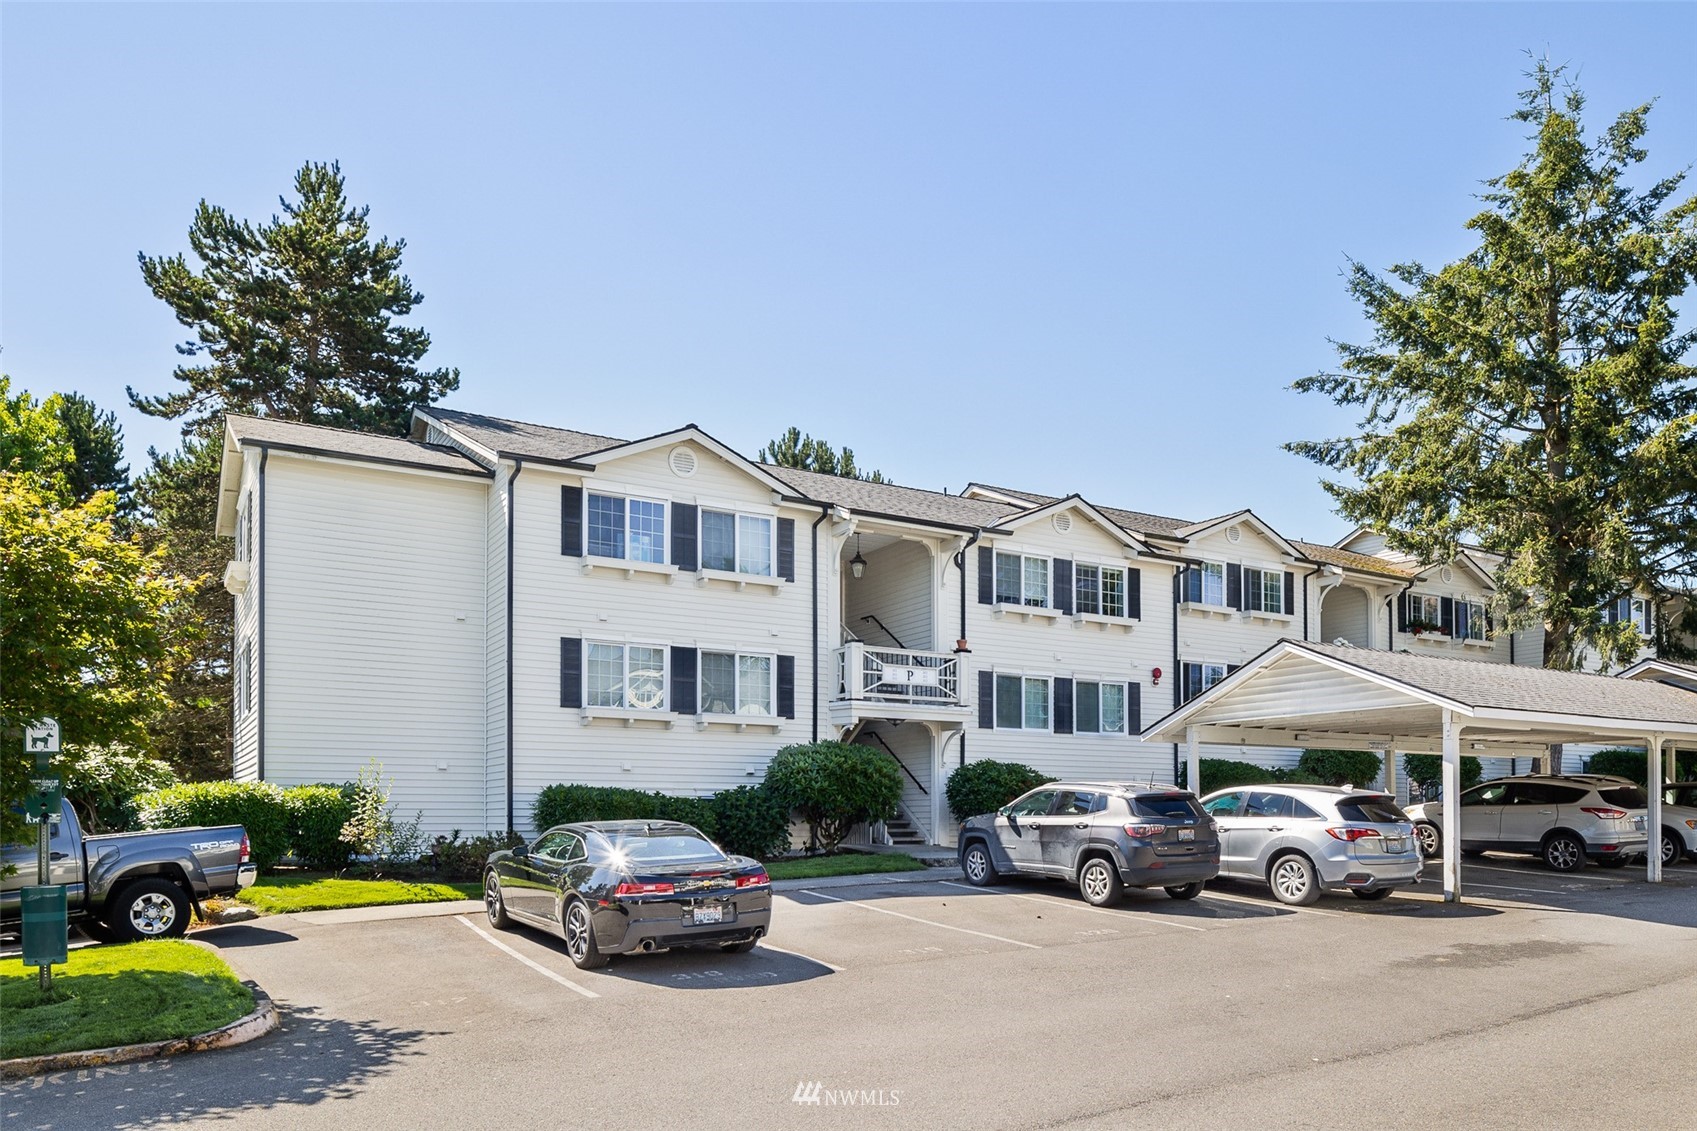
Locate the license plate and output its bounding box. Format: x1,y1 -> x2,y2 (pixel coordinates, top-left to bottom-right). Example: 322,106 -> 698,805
1177,828 -> 1195,842
1383,837 -> 1407,853
691,905 -> 726,926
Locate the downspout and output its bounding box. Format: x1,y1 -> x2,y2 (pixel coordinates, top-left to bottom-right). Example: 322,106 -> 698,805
810,504 -> 831,742
954,531 -> 982,774
257,449 -> 269,780
1390,578 -> 1416,649
506,460 -> 523,833
1171,568 -> 1182,783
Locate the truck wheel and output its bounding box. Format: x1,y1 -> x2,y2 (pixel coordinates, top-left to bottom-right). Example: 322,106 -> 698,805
109,878 -> 191,941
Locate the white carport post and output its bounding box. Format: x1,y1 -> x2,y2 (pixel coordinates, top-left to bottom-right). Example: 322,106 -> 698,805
1647,736 -> 1665,884
1441,710 -> 1462,903
1186,726 -> 1201,798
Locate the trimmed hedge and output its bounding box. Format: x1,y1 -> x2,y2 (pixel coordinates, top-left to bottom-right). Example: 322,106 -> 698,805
283,785 -> 355,870
1583,748 -> 1697,786
135,781 -> 290,869
1297,749 -> 1385,788
1402,754 -> 1483,794
764,741 -> 902,854
1178,759 -> 1323,796
709,786 -> 793,861
945,760 -> 1057,822
532,785 -> 719,839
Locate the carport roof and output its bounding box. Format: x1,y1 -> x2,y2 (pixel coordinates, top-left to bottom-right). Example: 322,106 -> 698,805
1142,640 -> 1697,753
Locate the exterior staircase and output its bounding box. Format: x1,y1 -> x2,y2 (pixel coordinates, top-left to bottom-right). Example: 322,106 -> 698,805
881,813 -> 927,846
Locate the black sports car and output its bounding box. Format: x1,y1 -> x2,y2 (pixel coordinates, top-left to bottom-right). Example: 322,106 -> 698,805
483,820 -> 772,969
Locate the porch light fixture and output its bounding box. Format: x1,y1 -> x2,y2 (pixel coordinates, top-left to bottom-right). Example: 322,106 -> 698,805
849,535 -> 867,579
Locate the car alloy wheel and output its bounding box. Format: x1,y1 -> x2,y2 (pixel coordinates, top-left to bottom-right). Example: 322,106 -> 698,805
1270,854 -> 1320,906
1662,830 -> 1682,868
128,891 -> 178,937
1414,822 -> 1442,859
1543,833 -> 1584,872
562,900 -> 607,969
485,874 -> 511,929
1078,858 -> 1122,907
961,842 -> 996,886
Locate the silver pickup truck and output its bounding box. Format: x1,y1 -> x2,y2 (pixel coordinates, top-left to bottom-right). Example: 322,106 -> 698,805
2,799 -> 257,941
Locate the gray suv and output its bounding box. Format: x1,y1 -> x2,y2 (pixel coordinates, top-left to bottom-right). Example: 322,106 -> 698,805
957,782 -> 1220,906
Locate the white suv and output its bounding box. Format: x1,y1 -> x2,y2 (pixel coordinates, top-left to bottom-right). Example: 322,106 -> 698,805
1406,774 -> 1648,872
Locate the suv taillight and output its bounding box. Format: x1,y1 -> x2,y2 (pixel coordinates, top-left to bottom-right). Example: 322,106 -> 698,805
1326,827 -> 1380,842
240,834 -> 251,863
1122,823 -> 1164,839
614,881 -> 674,897
1581,806 -> 1629,820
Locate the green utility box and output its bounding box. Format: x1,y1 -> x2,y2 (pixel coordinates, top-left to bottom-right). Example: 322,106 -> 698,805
21,886 -> 68,968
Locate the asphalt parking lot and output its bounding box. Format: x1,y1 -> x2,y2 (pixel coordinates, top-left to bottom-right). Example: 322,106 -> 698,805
7,855 -> 1697,1130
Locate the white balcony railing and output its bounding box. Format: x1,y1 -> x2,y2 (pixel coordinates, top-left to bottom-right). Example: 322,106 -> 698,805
834,643 -> 961,706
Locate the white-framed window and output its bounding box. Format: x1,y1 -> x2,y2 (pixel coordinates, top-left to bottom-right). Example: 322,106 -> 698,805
586,642 -> 668,710
700,651 -> 774,716
587,493 -> 667,563
237,491 -> 253,562
1075,563 -> 1127,617
240,639 -> 254,716
1245,567 -> 1283,614
1630,597 -> 1650,636
1182,662 -> 1228,703
701,510 -> 773,576
1410,594 -> 1443,631
995,551 -> 1050,607
1460,600 -> 1487,641
1199,561 -> 1225,605
1075,681 -> 1127,734
994,674 -> 1051,730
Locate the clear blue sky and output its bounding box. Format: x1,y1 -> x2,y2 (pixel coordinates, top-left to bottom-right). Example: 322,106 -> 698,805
5,3 -> 1695,542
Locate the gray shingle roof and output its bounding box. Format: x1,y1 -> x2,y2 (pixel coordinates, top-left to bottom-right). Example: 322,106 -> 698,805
1293,641 -> 1697,726
422,408 -> 624,464
1291,541 -> 1416,579
227,415 -> 488,476
964,484 -> 1195,537
761,465 -> 1023,530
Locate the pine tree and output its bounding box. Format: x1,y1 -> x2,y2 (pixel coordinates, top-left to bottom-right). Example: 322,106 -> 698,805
56,392 -> 131,511
761,426 -> 889,483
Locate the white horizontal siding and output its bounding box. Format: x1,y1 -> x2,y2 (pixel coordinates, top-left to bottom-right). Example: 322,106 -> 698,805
486,465 -> 511,832
262,455 -> 490,840
845,539 -> 935,651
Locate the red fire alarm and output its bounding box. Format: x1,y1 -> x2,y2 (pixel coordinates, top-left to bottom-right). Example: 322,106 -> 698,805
1151,667 -> 1163,686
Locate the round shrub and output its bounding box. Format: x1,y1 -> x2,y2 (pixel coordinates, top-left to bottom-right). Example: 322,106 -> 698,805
710,785 -> 793,860
1585,749 -> 1649,783
1297,749 -> 1386,788
945,760 -> 1057,822
134,781 -> 289,869
1181,759 -> 1275,795
763,741 -> 902,854
1402,754 -> 1484,794
62,746 -> 179,832
283,784 -> 355,870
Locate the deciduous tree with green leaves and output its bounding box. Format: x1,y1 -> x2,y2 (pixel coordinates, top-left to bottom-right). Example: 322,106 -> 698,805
1288,62 -> 1697,669
762,427 -> 888,483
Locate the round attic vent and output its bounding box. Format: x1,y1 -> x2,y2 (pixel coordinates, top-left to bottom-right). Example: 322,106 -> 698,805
668,446 -> 698,478
1440,566 -> 1453,584
1052,513 -> 1073,535
1226,524 -> 1242,544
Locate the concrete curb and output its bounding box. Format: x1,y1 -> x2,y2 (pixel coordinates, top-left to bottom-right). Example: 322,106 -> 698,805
0,980 -> 278,1079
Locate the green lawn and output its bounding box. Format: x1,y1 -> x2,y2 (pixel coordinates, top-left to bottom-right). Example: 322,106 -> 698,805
236,873 -> 481,914
1,940 -> 254,1060
764,852 -> 928,880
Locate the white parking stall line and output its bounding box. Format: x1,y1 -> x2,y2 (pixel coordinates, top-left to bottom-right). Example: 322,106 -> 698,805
1198,890 -> 1343,917
756,940 -> 846,972
456,915 -> 600,999
935,880 -> 1208,932
1457,862 -> 1633,885
797,889 -> 1043,949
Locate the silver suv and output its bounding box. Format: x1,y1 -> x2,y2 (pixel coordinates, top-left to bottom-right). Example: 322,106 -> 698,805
1406,774 -> 1649,872
1199,785 -> 1422,905
957,782 -> 1220,906
1659,782 -> 1697,868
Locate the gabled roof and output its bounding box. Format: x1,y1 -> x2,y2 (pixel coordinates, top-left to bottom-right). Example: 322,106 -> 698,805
763,464 -> 1021,531
961,483 -> 1194,537
1172,509 -> 1301,558
1290,541 -> 1416,580
1620,657 -> 1697,694
1413,550 -> 1496,591
997,494 -> 1151,552
568,424 -> 797,495
420,408 -> 624,466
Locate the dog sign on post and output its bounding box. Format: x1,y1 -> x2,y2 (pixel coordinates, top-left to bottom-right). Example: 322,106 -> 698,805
22,718 -> 66,992
25,719 -> 60,767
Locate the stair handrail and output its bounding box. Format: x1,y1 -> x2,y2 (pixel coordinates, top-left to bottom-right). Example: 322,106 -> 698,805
853,731 -> 928,796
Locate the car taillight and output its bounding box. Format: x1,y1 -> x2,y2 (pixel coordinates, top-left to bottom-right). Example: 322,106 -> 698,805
735,873 -> 770,888
1122,823 -> 1164,839
240,834 -> 251,863
614,881 -> 674,897
1581,807 -> 1629,820
1326,827 -> 1381,842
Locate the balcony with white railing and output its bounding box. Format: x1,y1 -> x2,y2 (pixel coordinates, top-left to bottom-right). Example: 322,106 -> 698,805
830,643 -> 971,726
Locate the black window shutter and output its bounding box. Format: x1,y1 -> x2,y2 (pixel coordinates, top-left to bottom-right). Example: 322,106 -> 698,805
777,655 -> 796,719
1284,571 -> 1295,616
1440,597 -> 1455,636
1054,560 -> 1074,615
561,486 -> 583,557
777,518 -> 796,582
1127,682 -> 1141,735
1227,564 -> 1243,610
1053,677 -> 1074,734
1226,663 -> 1241,676
1126,567 -> 1142,619
977,545 -> 995,604
670,646 -> 698,715
1185,566 -> 1201,603
671,503 -> 698,572
1604,599 -> 1618,624
1182,663 -> 1200,703
560,637 -> 582,708
1617,596 -> 1632,624
1398,592 -> 1411,632
977,670 -> 994,728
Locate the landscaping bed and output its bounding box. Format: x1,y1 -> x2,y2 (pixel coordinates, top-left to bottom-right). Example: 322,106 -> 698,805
234,873 -> 480,915
1,941 -> 253,1060
765,852 -> 926,881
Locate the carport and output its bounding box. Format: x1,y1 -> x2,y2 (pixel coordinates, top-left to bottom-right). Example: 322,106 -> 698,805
1141,641 -> 1697,901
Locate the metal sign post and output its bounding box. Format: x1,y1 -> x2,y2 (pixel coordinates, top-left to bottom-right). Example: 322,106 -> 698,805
22,719 -> 65,992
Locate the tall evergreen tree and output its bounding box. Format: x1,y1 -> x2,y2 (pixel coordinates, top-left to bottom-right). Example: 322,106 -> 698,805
1288,62 -> 1697,669
56,392 -> 131,511
762,426 -> 889,483
131,160 -> 459,438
